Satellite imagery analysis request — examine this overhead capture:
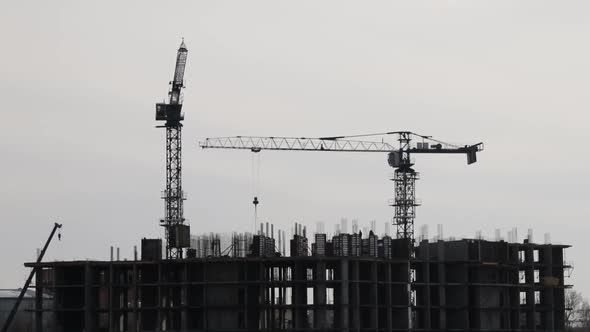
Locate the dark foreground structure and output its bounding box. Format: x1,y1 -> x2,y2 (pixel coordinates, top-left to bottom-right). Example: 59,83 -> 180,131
27,233 -> 570,332
0,289 -> 52,332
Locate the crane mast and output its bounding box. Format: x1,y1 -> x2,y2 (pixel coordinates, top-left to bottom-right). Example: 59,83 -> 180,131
201,132 -> 483,244
156,40 -> 190,259
390,132 -> 419,242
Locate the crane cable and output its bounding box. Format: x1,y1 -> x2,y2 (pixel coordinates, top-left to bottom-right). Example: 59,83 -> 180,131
251,152 -> 261,234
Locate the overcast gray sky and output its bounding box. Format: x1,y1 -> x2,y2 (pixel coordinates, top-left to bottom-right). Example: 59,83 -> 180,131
1,1 -> 589,295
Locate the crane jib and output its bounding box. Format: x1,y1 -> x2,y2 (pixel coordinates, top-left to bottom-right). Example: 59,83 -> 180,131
200,137 -> 483,165
199,133 -> 483,242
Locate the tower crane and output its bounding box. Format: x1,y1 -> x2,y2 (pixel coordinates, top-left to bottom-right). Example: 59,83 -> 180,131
156,40 -> 190,259
200,131 -> 483,243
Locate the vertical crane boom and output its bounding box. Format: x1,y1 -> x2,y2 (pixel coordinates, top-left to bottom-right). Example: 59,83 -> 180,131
200,132 -> 483,243
156,40 -> 190,259
171,41 -> 187,105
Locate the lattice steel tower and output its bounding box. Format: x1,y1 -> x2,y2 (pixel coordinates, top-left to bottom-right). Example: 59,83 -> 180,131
388,132 -> 421,242
156,40 -> 190,259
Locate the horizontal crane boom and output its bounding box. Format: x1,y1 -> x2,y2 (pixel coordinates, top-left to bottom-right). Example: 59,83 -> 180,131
200,131 -> 484,242
200,136 -> 397,152
200,135 -> 483,163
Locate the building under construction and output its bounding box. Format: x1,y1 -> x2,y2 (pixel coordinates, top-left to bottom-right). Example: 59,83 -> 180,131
26,224 -> 571,332
9,42 -> 571,332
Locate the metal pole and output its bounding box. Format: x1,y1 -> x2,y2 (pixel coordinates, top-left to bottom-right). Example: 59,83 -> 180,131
1,222 -> 62,332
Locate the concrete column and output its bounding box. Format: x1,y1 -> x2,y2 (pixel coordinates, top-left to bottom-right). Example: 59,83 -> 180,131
526,245 -> 535,330
385,262 -> 392,332
405,261 -> 412,331
52,268 -> 60,332
371,261 -> 378,329
437,241 -> 446,330
245,261 -> 259,330
259,262 -> 267,329
243,262 -> 249,329
270,264 -> 276,330
340,259 -> 349,332
35,269 -> 43,332
423,242 -> 432,330
132,272 -> 138,331
352,260 -> 360,331
203,262 -> 208,330
314,261 -> 327,328
107,263 -> 114,332
278,265 -> 283,329
544,246 -> 555,331
293,262 -> 306,329
130,264 -> 138,332
84,263 -> 94,332
181,263 -> 188,331
156,263 -> 162,332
